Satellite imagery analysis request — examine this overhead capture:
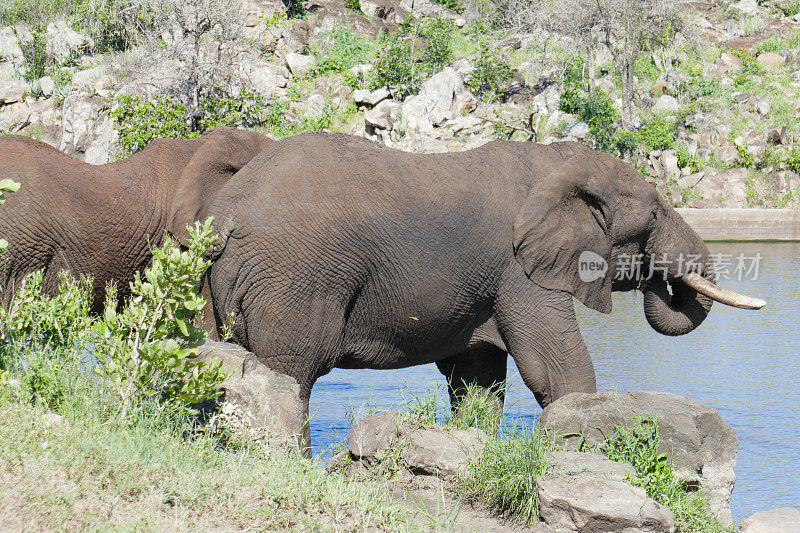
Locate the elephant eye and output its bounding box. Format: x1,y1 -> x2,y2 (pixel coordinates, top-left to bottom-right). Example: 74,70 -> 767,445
651,210 -> 658,220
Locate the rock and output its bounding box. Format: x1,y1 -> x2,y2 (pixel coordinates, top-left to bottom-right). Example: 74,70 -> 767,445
72,67 -> 103,91
401,68 -> 462,131
757,52 -> 784,69
346,411 -> 485,480
285,53 -> 317,77
38,76 -> 55,97
537,391 -> 738,524
719,53 -> 744,71
718,167 -> 750,207
732,0 -> 760,16
653,94 -> 680,113
449,115 -> 483,135
677,172 -> 705,189
196,341 -> 304,447
755,97 -> 771,116
537,475 -> 675,532
400,427 -> 485,479
349,412 -> 402,457
451,89 -> 477,115
364,99 -> 400,131
0,79 -> 28,105
354,86 -> 390,106
739,508 -> 800,532
563,121 -> 590,140
46,20 -> 92,58
546,450 -> 635,482
59,93 -> 118,164
661,150 -> 680,179
766,125 -> 788,145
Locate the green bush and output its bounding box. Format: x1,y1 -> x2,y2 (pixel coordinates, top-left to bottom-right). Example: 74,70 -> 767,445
602,417 -> 727,532
284,0 -> 307,18
343,0 -> 362,12
638,114 -> 676,151
786,144 -> 800,173
370,19 -> 456,98
560,88 -> 620,153
95,219 -> 227,417
110,89 -> 265,156
0,0 -> 78,24
0,179 -> 20,255
466,41 -> 514,103
431,0 -> 464,13
20,26 -> 48,82
70,0 -> 157,53
313,25 -> 372,75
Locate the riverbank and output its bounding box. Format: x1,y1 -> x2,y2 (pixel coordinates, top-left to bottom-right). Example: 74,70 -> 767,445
677,208 -> 800,241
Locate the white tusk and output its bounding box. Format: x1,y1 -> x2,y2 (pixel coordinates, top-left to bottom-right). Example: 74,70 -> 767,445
682,273 -> 766,310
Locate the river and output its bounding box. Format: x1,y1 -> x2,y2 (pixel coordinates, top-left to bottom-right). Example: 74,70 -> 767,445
309,242 -> 800,520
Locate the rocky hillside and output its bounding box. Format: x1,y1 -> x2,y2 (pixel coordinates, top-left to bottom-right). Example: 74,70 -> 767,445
2,0 -> 800,208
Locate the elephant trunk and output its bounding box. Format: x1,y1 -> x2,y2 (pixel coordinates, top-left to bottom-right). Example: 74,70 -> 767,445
642,272 -> 714,337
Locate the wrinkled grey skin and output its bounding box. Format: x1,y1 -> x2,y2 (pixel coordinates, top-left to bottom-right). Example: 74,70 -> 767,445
0,127 -> 270,312
191,133 -> 715,448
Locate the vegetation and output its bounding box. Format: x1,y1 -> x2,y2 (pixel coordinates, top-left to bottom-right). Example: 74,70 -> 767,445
109,89 -> 265,156
312,24 -> 373,75
466,41 -> 514,102
638,114 -> 677,151
601,417 -> 730,533
19,26 -> 48,81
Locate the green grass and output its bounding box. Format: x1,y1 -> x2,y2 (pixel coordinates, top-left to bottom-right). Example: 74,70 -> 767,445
0,0 -> 80,24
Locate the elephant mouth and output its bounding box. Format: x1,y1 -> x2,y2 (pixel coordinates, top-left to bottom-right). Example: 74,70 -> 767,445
642,270 -> 765,337
680,272 -> 765,310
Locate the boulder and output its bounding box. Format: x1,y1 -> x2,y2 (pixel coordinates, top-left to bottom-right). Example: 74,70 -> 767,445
756,53 -> 784,70
545,450 -> 635,482
755,97 -> 771,116
285,53 -> 317,78
72,67 -> 103,91
364,99 -> 400,131
59,93 -> 118,164
0,79 -> 28,105
537,391 -> 738,524
345,411 -> 486,480
196,341 -> 304,447
38,76 -> 55,97
739,508 -> 800,532
653,94 -> 680,113
46,20 -> 92,58
563,121 -> 590,140
537,476 -> 675,532
353,86 -> 390,106
401,67 -> 463,132
732,0 -> 760,16
765,125 -> 788,145
400,427 -> 485,479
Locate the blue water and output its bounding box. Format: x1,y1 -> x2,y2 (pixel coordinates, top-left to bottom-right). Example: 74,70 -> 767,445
309,242 -> 800,520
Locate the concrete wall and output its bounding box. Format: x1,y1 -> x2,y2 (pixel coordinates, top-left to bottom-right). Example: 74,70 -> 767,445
675,208 -> 800,241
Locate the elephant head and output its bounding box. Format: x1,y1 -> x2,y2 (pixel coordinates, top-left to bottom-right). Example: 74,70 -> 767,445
512,143 -> 764,337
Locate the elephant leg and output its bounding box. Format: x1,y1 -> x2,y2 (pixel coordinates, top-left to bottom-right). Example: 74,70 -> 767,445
435,345 -> 507,427
494,273 -> 597,408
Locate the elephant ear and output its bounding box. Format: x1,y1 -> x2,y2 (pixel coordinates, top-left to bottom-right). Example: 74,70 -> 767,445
512,154 -> 616,314
169,127 -> 270,245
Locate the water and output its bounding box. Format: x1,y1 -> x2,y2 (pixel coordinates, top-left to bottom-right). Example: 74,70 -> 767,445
309,242 -> 800,520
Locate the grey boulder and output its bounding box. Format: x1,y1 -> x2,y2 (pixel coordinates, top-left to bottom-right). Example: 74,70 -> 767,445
196,340 -> 304,447
739,508 -> 800,533
537,391 -> 738,524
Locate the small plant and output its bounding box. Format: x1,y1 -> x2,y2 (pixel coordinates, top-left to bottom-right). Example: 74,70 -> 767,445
786,144 -> 800,173
401,387 -> 443,428
736,143 -> 755,168
602,417 -> 728,532
638,114 -> 676,151
458,426 -> 551,524
284,0 -> 307,18
731,48 -> 764,77
370,36 -> 418,96
676,144 -> 701,172
447,381 -> 505,435
343,0 -> 361,13
94,218 -> 227,417
19,25 -> 48,82
110,94 -> 195,155
0,179 -> 20,255
313,25 -> 372,75
466,41 -> 514,103
431,0 -> 464,14
559,88 -> 620,153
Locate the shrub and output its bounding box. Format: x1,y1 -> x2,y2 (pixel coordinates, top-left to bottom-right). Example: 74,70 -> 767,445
602,417 -> 727,532
110,89 -> 265,156
95,219 -> 226,417
447,381 -> 504,435
466,41 -> 514,103
786,144 -> 800,173
431,0 -> 464,13
0,0 -> 78,24
370,19 -> 456,98
638,114 -> 676,151
0,179 -> 20,255
20,25 -> 48,82
284,0 -> 307,18
344,0 -> 362,12
313,25 -> 372,75
560,88 -> 620,153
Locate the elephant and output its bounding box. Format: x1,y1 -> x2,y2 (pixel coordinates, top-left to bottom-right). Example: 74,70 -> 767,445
0,127 -> 270,312
168,132 -> 763,447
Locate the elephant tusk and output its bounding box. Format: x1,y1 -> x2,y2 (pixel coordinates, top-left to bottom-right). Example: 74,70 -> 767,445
681,272 -> 766,310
